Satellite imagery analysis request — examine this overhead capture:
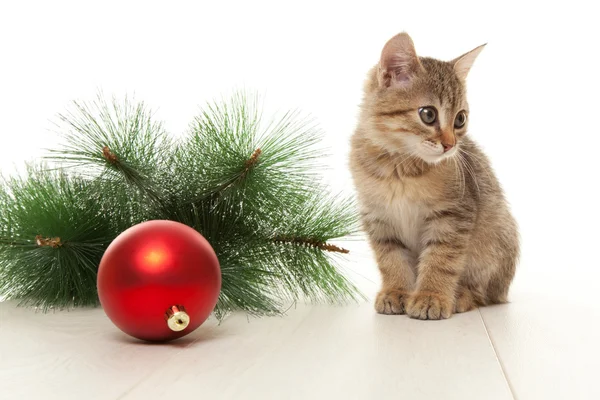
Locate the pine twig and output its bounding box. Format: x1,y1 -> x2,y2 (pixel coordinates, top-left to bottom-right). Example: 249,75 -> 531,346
242,148 -> 262,178
212,148 -> 263,197
102,146 -> 118,164
273,236 -> 350,254
35,235 -> 63,248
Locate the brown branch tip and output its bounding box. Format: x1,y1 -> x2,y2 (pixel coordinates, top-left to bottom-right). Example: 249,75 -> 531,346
274,236 -> 349,254
102,146 -> 118,164
245,148 -> 262,169
36,235 -> 62,248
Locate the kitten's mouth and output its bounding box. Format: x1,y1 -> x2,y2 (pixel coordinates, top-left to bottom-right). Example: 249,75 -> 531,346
417,141 -> 458,164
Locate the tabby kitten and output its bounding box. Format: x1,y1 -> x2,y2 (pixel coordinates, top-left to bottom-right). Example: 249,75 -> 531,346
349,32 -> 519,320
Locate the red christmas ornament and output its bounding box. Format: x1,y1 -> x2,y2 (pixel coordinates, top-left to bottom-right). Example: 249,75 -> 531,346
97,220 -> 221,342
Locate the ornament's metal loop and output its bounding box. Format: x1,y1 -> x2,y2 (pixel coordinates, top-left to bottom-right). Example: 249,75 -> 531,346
165,305 -> 190,332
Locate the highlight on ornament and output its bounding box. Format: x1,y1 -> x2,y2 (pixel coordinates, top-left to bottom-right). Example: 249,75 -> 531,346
0,91 -> 363,341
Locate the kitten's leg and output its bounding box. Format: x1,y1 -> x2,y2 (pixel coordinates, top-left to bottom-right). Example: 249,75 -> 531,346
371,237 -> 416,315
362,213 -> 416,314
407,209 -> 474,320
454,283 -> 485,313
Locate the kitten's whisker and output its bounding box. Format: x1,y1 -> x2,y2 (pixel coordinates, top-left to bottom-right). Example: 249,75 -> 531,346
393,147 -> 420,173
459,148 -> 494,183
457,157 -> 466,198
457,152 -> 481,197
452,157 -> 466,198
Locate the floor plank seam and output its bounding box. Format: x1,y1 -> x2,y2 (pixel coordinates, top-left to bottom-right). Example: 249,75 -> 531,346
478,309 -> 517,400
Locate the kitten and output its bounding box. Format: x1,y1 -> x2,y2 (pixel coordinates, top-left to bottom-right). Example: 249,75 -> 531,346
349,32 -> 519,320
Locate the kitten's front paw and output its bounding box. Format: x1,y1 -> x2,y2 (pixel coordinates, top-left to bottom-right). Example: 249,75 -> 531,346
406,292 -> 453,320
375,289 -> 409,315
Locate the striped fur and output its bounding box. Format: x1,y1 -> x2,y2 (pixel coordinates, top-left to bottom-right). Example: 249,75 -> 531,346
349,32 -> 519,320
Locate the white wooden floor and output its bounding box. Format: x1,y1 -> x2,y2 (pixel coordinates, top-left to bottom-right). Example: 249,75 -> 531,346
1,240 -> 599,400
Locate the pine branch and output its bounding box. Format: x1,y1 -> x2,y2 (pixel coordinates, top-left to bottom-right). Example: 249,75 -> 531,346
0,91 -> 364,319
170,92 -> 324,209
0,166 -> 119,309
46,93 -> 170,205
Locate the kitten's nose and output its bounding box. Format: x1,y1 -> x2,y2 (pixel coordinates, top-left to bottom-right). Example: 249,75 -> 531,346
442,142 -> 454,152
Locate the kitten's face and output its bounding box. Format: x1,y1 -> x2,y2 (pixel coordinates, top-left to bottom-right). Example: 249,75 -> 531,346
364,33 -> 485,165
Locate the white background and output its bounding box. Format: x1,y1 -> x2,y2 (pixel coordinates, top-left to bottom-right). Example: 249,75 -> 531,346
1,0 -> 599,297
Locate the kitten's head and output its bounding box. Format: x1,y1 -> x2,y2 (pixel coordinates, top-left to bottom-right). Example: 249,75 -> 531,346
361,32 -> 485,164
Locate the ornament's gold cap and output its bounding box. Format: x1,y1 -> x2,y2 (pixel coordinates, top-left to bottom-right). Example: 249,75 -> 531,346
165,305 -> 190,332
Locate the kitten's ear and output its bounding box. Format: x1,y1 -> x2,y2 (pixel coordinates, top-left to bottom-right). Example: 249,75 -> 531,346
452,44 -> 486,80
378,32 -> 423,89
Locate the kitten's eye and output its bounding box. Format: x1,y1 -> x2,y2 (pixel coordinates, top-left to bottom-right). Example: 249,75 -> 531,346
418,107 -> 437,125
454,111 -> 467,128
